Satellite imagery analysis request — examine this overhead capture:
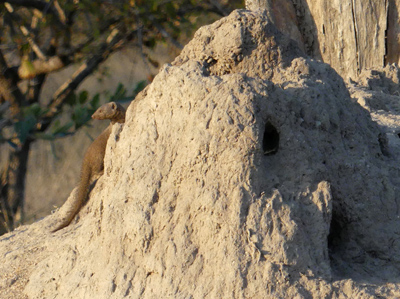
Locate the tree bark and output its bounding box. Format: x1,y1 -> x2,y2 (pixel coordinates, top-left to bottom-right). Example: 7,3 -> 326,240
299,0 -> 388,79
0,168 -> 12,235
0,51 -> 25,117
246,0 -> 396,79
2,140 -> 32,232
245,0 -> 270,11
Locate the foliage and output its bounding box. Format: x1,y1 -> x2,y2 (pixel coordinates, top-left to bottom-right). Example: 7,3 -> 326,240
2,81 -> 145,144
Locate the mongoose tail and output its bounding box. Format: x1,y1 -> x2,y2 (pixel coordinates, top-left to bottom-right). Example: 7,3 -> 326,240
51,102 -> 126,232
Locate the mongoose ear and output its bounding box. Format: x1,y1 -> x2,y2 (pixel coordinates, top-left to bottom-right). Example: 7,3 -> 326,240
111,102 -> 117,109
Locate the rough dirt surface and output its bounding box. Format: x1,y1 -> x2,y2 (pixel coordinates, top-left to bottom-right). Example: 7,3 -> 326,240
2,10 -> 400,298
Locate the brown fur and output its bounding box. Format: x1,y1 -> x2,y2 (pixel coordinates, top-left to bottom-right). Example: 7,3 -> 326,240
51,102 -> 126,232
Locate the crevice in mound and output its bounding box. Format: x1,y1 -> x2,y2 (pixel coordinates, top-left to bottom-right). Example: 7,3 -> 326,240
263,122 -> 279,155
378,132 -> 390,156
327,207 -> 346,278
327,212 -> 343,255
202,55 -> 241,77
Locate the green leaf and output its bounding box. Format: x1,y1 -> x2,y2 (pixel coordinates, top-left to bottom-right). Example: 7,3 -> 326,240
78,91 -> 89,104
7,139 -> 19,150
22,103 -> 49,118
66,92 -> 77,106
14,115 -> 36,143
72,105 -> 91,129
165,2 -> 177,17
110,83 -> 127,102
144,37 -> 157,48
51,121 -> 74,135
134,80 -> 147,94
33,132 -> 56,141
20,43 -> 30,53
90,93 -> 101,109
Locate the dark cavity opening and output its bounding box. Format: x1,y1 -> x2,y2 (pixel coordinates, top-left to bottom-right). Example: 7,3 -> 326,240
327,212 -> 343,254
263,122 -> 279,155
378,133 -> 390,157
327,205 -> 347,277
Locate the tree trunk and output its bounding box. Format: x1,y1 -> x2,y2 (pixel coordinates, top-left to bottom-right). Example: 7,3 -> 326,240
246,0 -> 395,79
245,0 -> 270,11
297,0 -> 388,79
0,169 -> 11,235
3,140 -> 32,231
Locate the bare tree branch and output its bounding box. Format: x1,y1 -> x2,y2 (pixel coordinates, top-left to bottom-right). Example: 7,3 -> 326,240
245,0 -> 269,11
52,0 -> 67,24
19,26 -> 47,60
0,0 -> 49,10
209,0 -> 229,16
148,14 -> 183,50
0,50 -> 25,116
68,16 -> 123,56
176,4 -> 229,17
0,0 -> 67,25
18,56 -> 65,79
45,29 -> 125,120
4,3 -> 47,60
135,15 -> 152,76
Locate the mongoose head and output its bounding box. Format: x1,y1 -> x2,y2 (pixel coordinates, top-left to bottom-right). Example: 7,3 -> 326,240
92,102 -> 125,124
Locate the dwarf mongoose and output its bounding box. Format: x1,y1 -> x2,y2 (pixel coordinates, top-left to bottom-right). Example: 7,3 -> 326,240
51,102 -> 126,232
